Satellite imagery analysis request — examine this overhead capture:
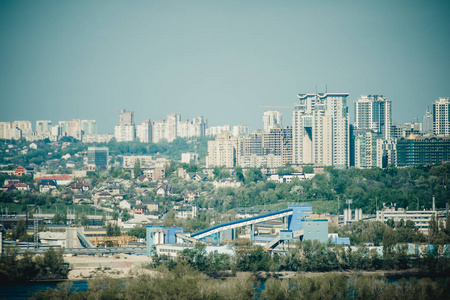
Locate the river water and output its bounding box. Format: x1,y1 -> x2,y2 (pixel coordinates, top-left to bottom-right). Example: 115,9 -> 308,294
0,280 -> 88,300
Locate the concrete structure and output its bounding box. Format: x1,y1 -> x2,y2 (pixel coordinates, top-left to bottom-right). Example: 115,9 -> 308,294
301,219 -> 328,243
433,97 -> 450,136
155,244 -> 234,258
376,203 -> 445,234
391,122 -> 422,139
353,130 -> 384,168
87,147 -> 109,168
343,208 -> 363,225
231,125 -> 249,137
354,95 -> 392,140
0,122 -> 11,139
206,125 -> 231,137
423,108 -> 433,134
58,120 -> 82,140
263,110 -> 282,132
36,120 -> 52,134
181,152 -> 199,164
12,120 -> 33,138
293,93 -> 349,168
115,109 -> 135,142
136,120 -> 152,143
81,120 -> 97,135
397,135 -> 450,166
206,132 -> 238,168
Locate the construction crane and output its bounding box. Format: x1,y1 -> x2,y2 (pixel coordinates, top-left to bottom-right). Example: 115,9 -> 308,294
259,106 -> 293,109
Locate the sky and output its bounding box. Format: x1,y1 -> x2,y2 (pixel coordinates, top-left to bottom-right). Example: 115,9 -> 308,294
1,0 -> 449,133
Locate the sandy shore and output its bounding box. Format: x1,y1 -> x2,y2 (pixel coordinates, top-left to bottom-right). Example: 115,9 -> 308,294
64,254 -> 156,280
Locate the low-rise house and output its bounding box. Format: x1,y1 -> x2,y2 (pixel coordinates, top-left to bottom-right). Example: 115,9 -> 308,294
134,204 -> 147,215
267,173 -> 315,183
142,167 -> 165,181
73,194 -> 92,205
141,200 -> 159,212
183,190 -> 199,202
213,178 -> 242,189
35,174 -> 73,185
1,182 -> 29,192
156,184 -> 171,197
175,205 -> 198,219
69,180 -> 90,193
185,172 -> 208,181
119,200 -> 132,210
14,166 -> 26,176
39,179 -> 57,193
136,175 -> 150,183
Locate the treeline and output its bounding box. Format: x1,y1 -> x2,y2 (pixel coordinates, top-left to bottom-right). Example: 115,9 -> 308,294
152,241 -> 450,275
0,247 -> 68,282
178,163 -> 450,214
31,265 -> 450,300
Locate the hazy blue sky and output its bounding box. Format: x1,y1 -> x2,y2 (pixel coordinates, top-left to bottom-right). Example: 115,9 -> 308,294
1,0 -> 449,133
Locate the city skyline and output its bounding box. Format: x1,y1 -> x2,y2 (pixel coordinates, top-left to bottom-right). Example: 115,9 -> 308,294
1,1 -> 450,133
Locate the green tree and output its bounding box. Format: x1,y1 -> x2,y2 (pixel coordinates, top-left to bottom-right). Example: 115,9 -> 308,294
245,168 -> 263,183
428,214 -> 439,243
11,218 -> 28,241
128,226 -> 146,239
134,159 -> 141,178
106,223 -> 121,236
234,166 -> 245,182
382,226 -> 397,256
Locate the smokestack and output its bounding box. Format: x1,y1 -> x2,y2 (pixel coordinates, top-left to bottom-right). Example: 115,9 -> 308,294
432,195 -> 436,211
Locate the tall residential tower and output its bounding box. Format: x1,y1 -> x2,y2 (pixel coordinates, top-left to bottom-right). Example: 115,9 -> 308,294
292,93 -> 349,168
433,97 -> 450,136
354,95 -> 392,140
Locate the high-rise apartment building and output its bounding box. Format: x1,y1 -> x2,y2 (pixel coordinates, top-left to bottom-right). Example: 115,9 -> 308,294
67,120 -> 82,139
206,125 -> 231,137
58,120 -> 82,139
206,132 -> 238,168
231,125 -> 249,137
353,130 -> 384,168
0,122 -> 11,139
166,113 -> 181,142
12,121 -> 33,138
422,108 -> 433,134
263,110 -> 282,132
354,95 -> 392,140
193,117 -> 207,136
36,120 -> 52,134
391,122 -> 422,139
114,109 -> 135,142
119,109 -> 134,126
292,93 -> 349,168
433,97 -> 450,136
152,120 -> 166,143
136,120 -> 152,143
81,120 -> 97,135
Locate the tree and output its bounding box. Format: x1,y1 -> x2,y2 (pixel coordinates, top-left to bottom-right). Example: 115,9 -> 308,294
106,223 -> 121,236
382,226 -> 396,255
52,212 -> 67,225
234,166 -> 245,183
11,218 -> 28,241
428,214 -> 439,243
134,159 -> 141,178
128,227 -> 146,239
245,168 -> 263,183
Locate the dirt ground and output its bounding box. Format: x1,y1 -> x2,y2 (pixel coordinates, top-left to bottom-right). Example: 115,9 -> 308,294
64,254 -> 156,280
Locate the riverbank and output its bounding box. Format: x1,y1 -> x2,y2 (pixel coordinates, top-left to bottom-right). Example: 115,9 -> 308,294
64,254 -> 448,281
64,254 -> 156,280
